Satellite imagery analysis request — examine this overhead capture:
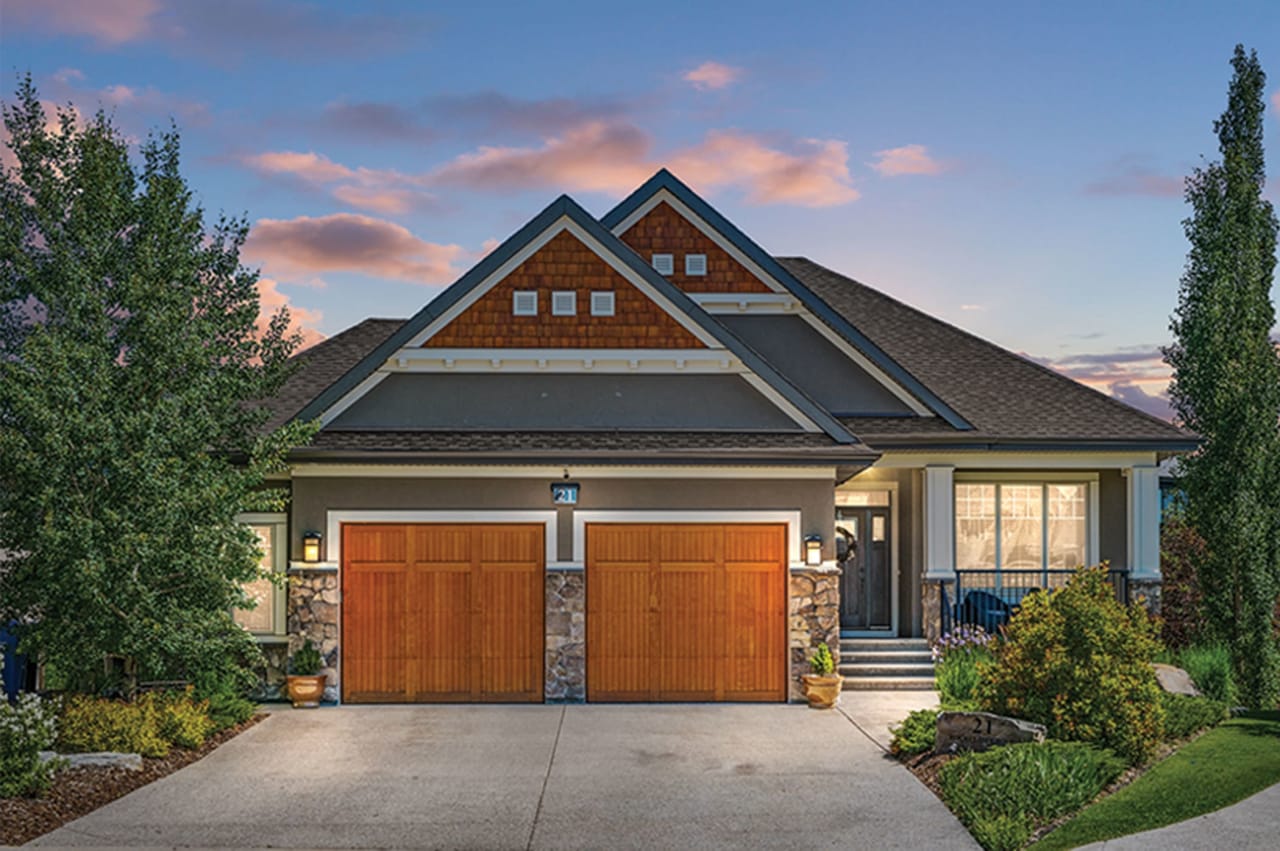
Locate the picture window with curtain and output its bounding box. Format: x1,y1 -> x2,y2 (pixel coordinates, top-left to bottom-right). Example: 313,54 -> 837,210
954,482 -> 1089,575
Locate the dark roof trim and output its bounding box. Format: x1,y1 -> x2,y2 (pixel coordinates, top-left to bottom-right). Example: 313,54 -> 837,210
286,450 -> 879,465
601,169 -> 974,432
858,438 -> 1202,453
291,193 -> 860,446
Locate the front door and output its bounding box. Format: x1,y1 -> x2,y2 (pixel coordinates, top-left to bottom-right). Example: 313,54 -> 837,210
836,506 -> 892,631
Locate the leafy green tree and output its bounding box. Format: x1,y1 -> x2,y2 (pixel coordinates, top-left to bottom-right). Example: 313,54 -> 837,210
0,78 -> 314,693
1165,46 -> 1280,708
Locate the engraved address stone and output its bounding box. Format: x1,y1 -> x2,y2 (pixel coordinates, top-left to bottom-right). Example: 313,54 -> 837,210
935,711 -> 1046,754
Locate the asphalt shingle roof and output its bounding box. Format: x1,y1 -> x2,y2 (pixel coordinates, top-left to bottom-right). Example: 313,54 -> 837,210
778,257 -> 1193,446
258,260 -> 1195,454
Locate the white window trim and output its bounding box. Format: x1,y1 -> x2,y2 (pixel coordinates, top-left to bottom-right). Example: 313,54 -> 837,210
590,290 -> 615,316
513,290 -> 538,316
235,513 -> 287,638
952,479 -> 1099,574
551,290 -> 577,316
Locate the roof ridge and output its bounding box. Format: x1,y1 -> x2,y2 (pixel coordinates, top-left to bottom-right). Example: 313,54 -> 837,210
777,257 -> 1191,439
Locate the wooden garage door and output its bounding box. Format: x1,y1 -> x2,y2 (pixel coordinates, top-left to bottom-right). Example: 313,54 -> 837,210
342,523 -> 544,703
586,523 -> 787,702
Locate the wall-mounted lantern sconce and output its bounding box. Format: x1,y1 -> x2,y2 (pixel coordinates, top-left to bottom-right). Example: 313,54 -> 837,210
302,531 -> 322,563
804,535 -> 823,567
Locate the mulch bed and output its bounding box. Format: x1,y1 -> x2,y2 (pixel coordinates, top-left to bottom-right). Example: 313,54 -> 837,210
1,714 -> 264,847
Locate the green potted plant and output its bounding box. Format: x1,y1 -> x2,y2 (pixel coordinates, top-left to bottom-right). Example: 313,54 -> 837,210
285,639 -> 327,709
801,642 -> 843,709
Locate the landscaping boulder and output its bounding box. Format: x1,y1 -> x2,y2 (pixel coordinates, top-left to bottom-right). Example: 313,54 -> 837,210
1152,663 -> 1201,697
936,711 -> 1046,754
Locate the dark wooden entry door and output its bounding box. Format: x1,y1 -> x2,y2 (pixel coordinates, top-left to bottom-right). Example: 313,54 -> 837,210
836,507 -> 892,630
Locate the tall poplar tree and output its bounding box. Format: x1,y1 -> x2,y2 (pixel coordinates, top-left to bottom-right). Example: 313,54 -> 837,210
0,79 -> 313,692
1166,45 -> 1280,708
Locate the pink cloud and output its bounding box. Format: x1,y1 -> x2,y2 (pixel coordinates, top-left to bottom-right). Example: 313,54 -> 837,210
429,121 -> 858,207
244,150 -> 356,183
869,144 -> 946,177
256,278 -> 325,350
3,0 -> 160,44
1085,155 -> 1183,198
683,61 -> 744,91
242,150 -> 436,213
429,122 -> 652,194
1028,346 -> 1174,421
244,213 -> 464,285
1272,90 -> 1280,114
670,131 -> 859,206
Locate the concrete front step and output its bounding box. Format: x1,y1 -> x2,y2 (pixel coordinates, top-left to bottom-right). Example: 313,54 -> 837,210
841,650 -> 934,663
839,637 -> 935,690
843,676 -> 938,691
839,663 -> 937,678
840,638 -> 930,652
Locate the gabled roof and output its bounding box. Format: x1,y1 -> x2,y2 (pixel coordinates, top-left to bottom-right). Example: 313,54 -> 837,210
601,169 -> 973,431
287,194 -> 862,446
781,258 -> 1197,449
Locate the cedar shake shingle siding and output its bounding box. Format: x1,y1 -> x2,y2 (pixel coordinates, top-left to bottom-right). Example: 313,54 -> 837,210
779,257 -> 1191,445
618,202 -> 773,294
423,230 -> 704,349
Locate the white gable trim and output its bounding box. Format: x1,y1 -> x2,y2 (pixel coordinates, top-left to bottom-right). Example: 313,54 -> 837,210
610,190 -> 789,293
403,216 -> 723,350
384,347 -> 737,374
317,370 -> 390,427
612,192 -> 931,417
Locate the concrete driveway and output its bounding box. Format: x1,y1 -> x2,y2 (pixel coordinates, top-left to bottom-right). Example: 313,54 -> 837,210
30,703 -> 975,850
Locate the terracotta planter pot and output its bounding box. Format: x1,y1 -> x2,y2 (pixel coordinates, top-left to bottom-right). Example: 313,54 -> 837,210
286,674 -> 327,708
801,674 -> 844,709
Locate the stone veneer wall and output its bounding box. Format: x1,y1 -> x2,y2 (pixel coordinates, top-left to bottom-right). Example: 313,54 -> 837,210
1129,578 -> 1161,616
789,568 -> 840,701
922,580 -> 948,643
545,571 -> 585,701
287,569 -> 341,703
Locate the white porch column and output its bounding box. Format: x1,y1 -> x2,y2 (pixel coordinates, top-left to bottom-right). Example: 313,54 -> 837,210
1127,465 -> 1161,579
923,465 -> 956,580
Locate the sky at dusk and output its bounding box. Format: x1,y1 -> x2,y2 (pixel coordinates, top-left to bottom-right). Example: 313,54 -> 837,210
3,0 -> 1280,420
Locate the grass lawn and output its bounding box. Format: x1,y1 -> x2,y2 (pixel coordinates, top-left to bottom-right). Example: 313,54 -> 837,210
1035,711 -> 1280,849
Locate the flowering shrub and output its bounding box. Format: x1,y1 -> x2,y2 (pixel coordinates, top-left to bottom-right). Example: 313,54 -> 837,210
1,693 -> 63,798
976,567 -> 1165,765
932,626 -> 995,708
931,625 -> 995,663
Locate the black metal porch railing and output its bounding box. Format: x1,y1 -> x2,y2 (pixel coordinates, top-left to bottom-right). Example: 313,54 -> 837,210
940,569 -> 1130,636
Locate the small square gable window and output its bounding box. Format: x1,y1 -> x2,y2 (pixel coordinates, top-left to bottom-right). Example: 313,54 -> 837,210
552,291 -> 577,316
590,291 -> 615,317
651,253 -> 674,275
513,290 -> 538,316
685,253 -> 708,276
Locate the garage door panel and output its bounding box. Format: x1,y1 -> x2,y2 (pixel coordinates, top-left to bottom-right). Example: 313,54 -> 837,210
346,525 -> 409,563
587,523 -> 786,703
344,567 -> 408,701
586,561 -> 650,700
343,523 -> 543,704
479,564 -> 542,699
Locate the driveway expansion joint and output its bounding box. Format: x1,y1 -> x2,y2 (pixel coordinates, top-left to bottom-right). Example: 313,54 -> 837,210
525,704 -> 566,851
